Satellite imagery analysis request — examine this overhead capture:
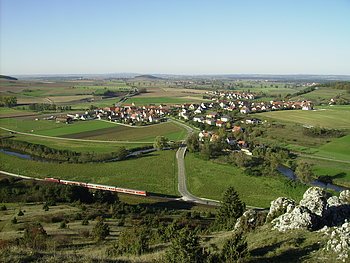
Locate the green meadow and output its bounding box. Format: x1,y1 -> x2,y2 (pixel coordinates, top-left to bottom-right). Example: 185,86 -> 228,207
0,150 -> 178,196
185,153 -> 307,208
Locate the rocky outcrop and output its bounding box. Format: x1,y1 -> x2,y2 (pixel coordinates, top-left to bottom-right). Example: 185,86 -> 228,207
266,197 -> 295,222
234,209 -> 267,233
272,206 -> 319,231
339,190 -> 350,204
270,187 -> 350,232
299,187 -> 329,217
324,221 -> 350,262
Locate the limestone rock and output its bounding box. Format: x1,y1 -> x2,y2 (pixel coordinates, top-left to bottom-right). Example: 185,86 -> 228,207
299,187 -> 328,217
234,209 -> 266,233
266,197 -> 295,222
339,190 -> 350,204
324,221 -> 350,262
271,206 -> 319,232
327,196 -> 342,207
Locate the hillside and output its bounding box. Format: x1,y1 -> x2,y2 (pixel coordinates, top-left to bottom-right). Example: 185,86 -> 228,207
0,75 -> 18,81
133,74 -> 163,80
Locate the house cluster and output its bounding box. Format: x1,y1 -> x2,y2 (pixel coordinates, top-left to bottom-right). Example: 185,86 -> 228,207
95,105 -> 169,124
205,91 -> 255,101
198,127 -> 252,155
53,104 -> 170,125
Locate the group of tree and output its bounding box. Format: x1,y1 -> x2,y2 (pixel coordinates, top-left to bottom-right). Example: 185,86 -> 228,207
319,81 -> 350,91
0,177 -> 119,205
0,96 -> 17,107
28,103 -> 72,112
302,126 -> 344,138
0,138 -> 128,163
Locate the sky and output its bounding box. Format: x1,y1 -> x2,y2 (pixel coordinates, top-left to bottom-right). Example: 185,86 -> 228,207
1,0 -> 350,75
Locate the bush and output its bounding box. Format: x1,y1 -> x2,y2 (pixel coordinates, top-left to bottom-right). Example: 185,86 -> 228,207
0,205 -> 7,211
221,231 -> 248,262
82,219 -> 89,226
42,203 -> 49,211
107,226 -> 150,256
92,217 -> 110,241
22,222 -> 48,250
17,210 -> 24,216
11,217 -> 17,224
59,221 -> 67,229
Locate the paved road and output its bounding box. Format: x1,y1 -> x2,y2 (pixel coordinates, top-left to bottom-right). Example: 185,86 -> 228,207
176,145 -> 221,206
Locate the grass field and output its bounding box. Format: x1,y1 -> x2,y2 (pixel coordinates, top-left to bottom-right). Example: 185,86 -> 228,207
255,106 -> 350,129
185,153 -> 307,208
299,157 -> 350,188
10,134 -> 149,152
0,150 -> 178,196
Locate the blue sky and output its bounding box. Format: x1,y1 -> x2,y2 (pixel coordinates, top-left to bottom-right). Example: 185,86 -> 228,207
1,0 -> 349,75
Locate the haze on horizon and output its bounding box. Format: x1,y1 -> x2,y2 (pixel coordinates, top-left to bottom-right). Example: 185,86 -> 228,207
1,0 -> 350,76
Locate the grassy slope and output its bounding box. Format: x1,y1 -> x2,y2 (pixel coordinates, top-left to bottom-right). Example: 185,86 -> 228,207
185,153 -> 307,208
0,150 -> 178,196
124,96 -> 201,105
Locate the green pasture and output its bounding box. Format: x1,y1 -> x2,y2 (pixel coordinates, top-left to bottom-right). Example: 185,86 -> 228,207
255,106 -> 350,129
185,153 -> 307,208
10,134 -> 149,152
292,87 -> 350,101
0,150 -> 178,196
299,157 -> 350,188
314,135 -> 350,162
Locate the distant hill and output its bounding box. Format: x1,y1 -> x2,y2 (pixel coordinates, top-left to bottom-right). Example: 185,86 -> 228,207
133,74 -> 162,80
0,75 -> 18,81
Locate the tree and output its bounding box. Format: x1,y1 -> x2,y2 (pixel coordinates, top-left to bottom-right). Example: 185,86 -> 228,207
165,227 -> 205,263
221,231 -> 248,262
154,136 -> 169,150
216,187 -> 246,230
295,161 -> 314,184
187,133 -> 200,152
92,217 -> 110,241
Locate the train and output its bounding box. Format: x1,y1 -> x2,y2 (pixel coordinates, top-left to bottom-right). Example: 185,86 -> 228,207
44,177 -> 147,196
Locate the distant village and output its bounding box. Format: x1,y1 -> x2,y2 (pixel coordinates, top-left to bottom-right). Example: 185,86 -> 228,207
51,91 -> 313,129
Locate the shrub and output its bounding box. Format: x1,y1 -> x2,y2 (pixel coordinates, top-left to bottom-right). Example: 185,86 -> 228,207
17,210 -> 24,216
11,217 -> 17,224
22,222 -> 48,250
92,217 -> 110,241
82,219 -> 89,226
0,205 -> 7,211
221,231 -> 248,262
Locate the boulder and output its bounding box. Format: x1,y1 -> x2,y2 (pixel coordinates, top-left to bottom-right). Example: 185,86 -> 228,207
266,197 -> 295,222
271,206 -> 319,232
299,187 -> 328,217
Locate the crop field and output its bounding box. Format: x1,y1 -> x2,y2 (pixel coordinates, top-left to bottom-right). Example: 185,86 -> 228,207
0,118 -> 186,143
0,150 -> 178,196
185,154 -> 307,208
0,107 -> 35,118
64,121 -> 187,142
124,96 -> 202,105
255,106 -> 350,129
0,119 -> 116,136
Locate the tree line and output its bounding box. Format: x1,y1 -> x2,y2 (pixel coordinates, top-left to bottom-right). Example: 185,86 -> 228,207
28,103 -> 72,112
0,138 -> 128,163
0,96 -> 17,107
